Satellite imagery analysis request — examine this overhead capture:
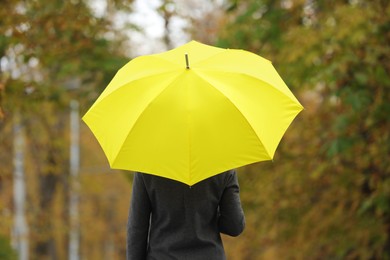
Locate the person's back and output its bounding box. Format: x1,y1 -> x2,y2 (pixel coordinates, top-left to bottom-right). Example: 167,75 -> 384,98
127,169 -> 245,260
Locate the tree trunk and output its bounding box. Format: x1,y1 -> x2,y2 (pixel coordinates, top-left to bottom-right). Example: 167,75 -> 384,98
12,112 -> 29,260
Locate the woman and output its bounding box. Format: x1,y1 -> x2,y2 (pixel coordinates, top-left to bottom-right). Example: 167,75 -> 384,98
127,169 -> 245,260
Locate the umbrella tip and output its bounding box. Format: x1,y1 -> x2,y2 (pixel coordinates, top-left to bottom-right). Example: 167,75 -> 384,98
185,53 -> 190,69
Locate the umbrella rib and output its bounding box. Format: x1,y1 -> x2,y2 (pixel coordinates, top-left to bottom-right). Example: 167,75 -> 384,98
200,70 -> 302,157
193,49 -> 301,106
111,71 -> 187,168
186,82 -> 192,185
191,71 -> 274,160
196,69 -> 303,108
192,70 -> 303,158
88,70 -> 179,113
242,72 -> 303,108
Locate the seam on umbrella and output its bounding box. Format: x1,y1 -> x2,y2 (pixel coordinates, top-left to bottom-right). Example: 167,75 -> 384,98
192,49 -> 301,106
111,70 -> 188,168
87,69 -> 179,112
85,70 -> 181,165
240,71 -> 303,108
186,76 -> 192,185
191,70 -> 276,159
195,69 -> 303,156
195,69 -> 303,108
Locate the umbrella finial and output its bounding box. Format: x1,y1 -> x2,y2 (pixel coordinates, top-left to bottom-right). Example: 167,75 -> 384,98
185,53 -> 190,69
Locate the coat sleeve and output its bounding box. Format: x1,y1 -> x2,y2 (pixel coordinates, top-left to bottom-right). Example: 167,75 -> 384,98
127,173 -> 151,260
218,170 -> 245,237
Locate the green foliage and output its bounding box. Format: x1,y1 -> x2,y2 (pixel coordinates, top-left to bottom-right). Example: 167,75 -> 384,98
218,0 -> 390,259
0,236 -> 16,260
0,0 -> 133,259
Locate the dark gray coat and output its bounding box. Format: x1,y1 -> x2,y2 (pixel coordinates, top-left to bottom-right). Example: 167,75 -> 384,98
126,170 -> 245,260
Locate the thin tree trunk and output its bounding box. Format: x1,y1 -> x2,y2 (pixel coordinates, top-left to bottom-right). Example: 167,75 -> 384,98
12,112 -> 29,260
69,100 -> 80,260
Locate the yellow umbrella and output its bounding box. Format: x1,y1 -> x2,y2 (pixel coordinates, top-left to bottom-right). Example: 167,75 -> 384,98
82,40 -> 303,186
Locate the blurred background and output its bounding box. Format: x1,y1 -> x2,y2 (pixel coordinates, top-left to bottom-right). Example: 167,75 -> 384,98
0,0 -> 389,259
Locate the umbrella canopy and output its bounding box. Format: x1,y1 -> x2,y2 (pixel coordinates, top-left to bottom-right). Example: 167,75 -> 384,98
82,40 -> 303,186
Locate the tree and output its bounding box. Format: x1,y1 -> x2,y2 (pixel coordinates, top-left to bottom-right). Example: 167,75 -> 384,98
0,0 -> 132,258
215,0 -> 390,258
